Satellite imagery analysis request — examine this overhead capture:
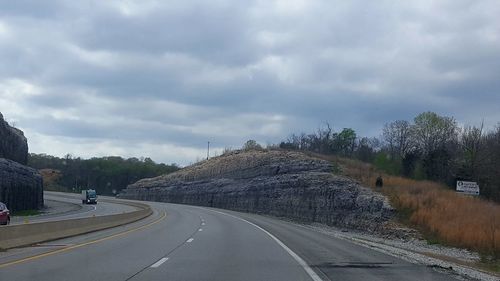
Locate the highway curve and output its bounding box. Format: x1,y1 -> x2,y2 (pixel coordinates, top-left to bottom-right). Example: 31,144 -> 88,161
0,197 -> 460,281
9,192 -> 138,225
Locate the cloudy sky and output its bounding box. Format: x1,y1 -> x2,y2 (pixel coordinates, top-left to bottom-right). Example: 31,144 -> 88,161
1,0 -> 499,166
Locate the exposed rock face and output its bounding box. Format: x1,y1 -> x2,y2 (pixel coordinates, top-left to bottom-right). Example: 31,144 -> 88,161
0,112 -> 43,211
0,158 -> 44,211
0,113 -> 28,165
120,150 -> 393,231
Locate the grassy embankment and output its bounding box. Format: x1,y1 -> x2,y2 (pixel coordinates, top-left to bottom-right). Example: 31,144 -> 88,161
308,153 -> 500,270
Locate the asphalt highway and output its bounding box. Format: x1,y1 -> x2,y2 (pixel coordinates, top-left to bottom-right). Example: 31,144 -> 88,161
10,192 -> 138,225
0,197 -> 460,281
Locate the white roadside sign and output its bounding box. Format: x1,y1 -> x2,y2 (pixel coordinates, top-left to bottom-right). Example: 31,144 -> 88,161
456,180 -> 480,195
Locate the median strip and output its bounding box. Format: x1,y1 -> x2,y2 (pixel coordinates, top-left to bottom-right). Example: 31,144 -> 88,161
0,200 -> 153,250
0,211 -> 166,269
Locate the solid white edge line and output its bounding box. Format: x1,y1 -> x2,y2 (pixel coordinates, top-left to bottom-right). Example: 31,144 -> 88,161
208,209 -> 323,281
186,238 -> 194,243
150,257 -> 169,268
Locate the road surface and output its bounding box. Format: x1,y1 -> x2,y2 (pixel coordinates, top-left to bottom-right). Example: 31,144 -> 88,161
0,197 -> 460,281
10,192 -> 138,225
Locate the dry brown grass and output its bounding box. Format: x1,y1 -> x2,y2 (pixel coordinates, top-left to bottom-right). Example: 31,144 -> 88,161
383,177 -> 500,258
305,152 -> 500,258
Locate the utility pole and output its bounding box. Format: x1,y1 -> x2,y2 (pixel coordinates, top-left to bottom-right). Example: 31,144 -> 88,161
207,141 -> 210,160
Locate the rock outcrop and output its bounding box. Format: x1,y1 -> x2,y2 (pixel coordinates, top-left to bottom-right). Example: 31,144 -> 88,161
120,150 -> 393,231
0,158 -> 43,211
0,113 -> 28,165
0,112 -> 44,211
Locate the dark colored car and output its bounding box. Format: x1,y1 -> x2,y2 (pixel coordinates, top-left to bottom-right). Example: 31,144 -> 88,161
0,202 -> 10,225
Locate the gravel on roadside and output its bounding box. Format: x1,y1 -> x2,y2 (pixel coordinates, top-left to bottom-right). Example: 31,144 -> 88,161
301,222 -> 498,281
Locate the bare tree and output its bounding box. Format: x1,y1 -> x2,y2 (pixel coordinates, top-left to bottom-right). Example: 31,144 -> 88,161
460,122 -> 485,178
382,120 -> 414,159
317,122 -> 332,154
476,124 -> 500,201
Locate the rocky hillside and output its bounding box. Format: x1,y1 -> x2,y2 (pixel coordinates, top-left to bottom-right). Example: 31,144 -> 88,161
120,150 -> 393,231
0,113 -> 28,165
0,112 -> 43,211
0,158 -> 43,210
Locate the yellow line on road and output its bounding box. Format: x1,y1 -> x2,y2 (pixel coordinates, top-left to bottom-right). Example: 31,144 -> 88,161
0,211 -> 167,269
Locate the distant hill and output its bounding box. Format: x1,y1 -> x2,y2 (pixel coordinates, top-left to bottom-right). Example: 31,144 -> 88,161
29,154 -> 180,195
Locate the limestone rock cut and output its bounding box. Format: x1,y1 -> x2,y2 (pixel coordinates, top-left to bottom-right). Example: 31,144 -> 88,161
0,113 -> 29,165
0,158 -> 44,211
0,112 -> 44,211
120,150 -> 393,232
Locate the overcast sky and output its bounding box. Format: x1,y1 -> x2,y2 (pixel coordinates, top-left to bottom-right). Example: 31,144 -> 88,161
1,0 -> 499,166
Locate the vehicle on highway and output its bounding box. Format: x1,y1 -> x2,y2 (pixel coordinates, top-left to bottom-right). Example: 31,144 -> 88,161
0,202 -> 10,225
82,189 -> 98,204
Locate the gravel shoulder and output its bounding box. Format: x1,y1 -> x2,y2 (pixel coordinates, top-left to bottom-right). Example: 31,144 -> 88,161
300,222 -> 499,281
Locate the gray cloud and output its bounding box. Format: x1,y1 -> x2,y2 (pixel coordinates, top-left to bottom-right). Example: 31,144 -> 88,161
1,0 -> 499,165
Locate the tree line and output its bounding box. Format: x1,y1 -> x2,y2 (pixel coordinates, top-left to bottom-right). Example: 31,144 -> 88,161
277,111 -> 500,202
28,154 -> 179,195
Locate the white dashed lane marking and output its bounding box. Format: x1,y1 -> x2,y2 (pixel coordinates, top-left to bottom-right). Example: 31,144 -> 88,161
151,221 -> 203,269
150,258 -> 169,268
